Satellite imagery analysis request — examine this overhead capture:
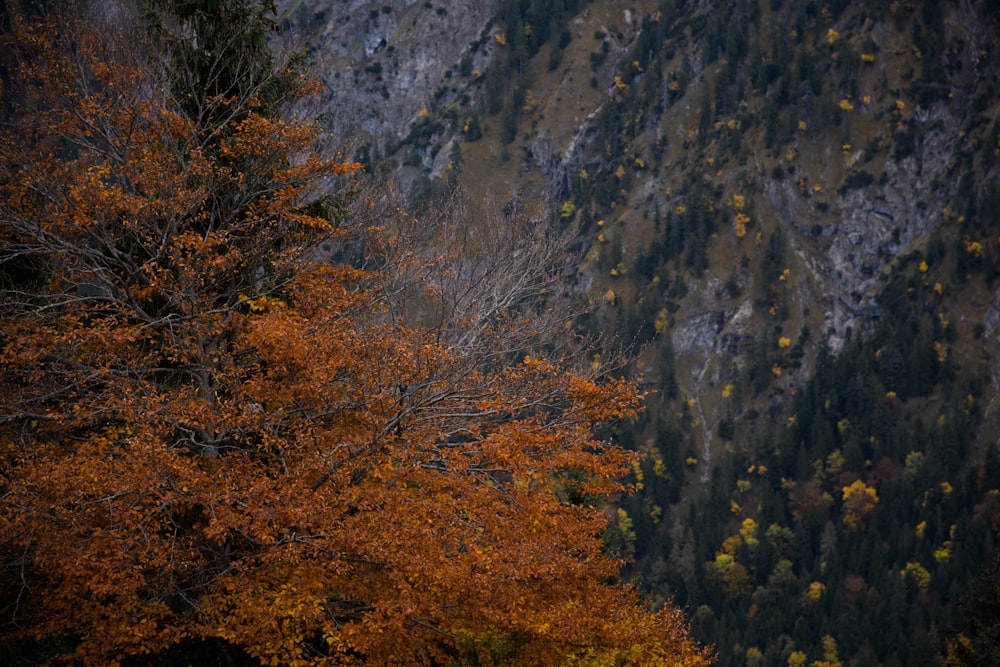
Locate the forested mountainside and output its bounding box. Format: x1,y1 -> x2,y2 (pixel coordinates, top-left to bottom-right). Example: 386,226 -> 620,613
280,0 -> 1000,665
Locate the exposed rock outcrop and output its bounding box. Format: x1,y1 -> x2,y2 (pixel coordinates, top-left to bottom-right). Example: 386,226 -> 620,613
278,0 -> 493,149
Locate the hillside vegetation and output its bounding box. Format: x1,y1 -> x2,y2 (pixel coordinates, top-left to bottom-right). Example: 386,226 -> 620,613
298,0 -> 1000,665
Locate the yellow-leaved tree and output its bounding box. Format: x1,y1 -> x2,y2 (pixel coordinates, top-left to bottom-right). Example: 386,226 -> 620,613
0,2 -> 711,665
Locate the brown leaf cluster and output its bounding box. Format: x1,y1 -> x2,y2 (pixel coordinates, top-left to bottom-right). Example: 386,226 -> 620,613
0,4 -> 711,666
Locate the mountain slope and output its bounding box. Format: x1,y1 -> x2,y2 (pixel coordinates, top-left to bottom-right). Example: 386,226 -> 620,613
280,1 -> 1000,664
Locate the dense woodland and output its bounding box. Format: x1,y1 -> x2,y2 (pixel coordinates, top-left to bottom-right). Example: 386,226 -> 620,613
398,0 -> 1000,665
467,1 -> 1000,666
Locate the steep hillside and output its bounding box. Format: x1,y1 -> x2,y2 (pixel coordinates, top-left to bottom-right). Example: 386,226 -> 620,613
280,1 -> 1000,665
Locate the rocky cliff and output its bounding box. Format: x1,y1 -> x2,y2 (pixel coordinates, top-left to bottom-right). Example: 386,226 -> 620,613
279,0 -> 999,404
280,0 -> 1000,461
279,1 -> 494,151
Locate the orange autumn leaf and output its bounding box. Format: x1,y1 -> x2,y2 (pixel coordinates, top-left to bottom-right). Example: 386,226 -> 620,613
0,3 -> 710,666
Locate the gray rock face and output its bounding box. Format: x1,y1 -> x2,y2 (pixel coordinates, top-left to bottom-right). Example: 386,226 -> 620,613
672,311 -> 724,357
766,98 -> 965,352
277,0 -> 1000,376
672,300 -> 756,366
277,0 -> 493,151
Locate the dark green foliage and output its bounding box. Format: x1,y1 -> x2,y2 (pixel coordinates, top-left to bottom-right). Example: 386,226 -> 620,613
628,254 -> 996,664
483,65 -> 505,115
760,231 -> 786,284
144,0 -> 304,123
624,208 -> 998,667
485,0 -> 589,102
627,182 -> 719,281
463,113 -> 483,141
893,124 -> 916,159
949,557 -> 1000,666
500,103 -> 518,145
746,338 -> 774,395
402,116 -> 445,151
548,42 -> 563,71
658,335 -> 680,400
717,415 -> 735,441
839,170 -> 874,194
460,1 -> 1000,664
589,41 -> 609,69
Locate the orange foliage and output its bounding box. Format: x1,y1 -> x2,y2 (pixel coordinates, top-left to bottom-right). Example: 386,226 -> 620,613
842,480 -> 879,531
0,5 -> 710,666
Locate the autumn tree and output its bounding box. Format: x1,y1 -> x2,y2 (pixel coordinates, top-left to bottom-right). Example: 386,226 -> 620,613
0,2 -> 711,665
841,479 -> 879,531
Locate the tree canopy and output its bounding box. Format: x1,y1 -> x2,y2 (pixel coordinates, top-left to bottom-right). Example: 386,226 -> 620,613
0,2 -> 711,665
